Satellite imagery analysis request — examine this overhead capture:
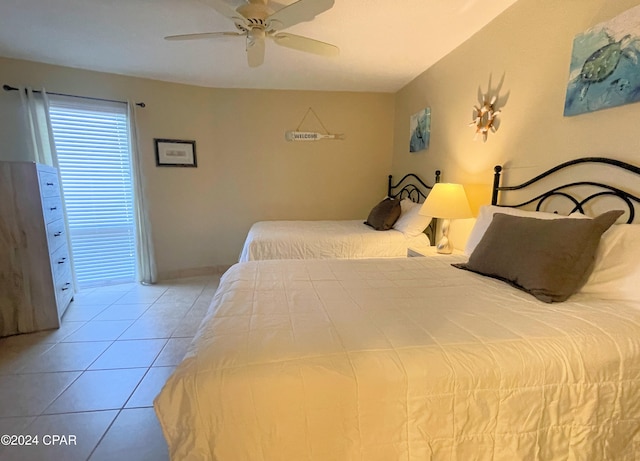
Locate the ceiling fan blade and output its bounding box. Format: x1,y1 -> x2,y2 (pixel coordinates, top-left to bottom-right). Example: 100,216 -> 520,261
246,36 -> 266,67
165,31 -> 244,41
267,0 -> 334,31
272,32 -> 339,57
198,0 -> 244,21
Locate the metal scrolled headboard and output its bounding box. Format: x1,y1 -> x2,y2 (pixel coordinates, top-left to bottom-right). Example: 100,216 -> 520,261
491,157 -> 640,223
387,170 -> 441,245
387,171 -> 441,202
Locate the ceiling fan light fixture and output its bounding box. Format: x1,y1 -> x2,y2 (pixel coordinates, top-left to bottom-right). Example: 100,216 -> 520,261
248,27 -> 266,42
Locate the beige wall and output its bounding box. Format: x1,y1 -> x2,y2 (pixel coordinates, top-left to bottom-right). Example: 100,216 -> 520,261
392,0 -> 640,214
0,57 -> 394,277
5,0 -> 640,275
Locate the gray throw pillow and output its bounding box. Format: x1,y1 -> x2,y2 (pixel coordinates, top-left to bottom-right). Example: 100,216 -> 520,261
453,210 -> 623,303
364,198 -> 401,231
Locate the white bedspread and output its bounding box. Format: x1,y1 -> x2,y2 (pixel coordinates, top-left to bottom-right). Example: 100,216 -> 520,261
238,220 -> 431,262
155,257 -> 640,460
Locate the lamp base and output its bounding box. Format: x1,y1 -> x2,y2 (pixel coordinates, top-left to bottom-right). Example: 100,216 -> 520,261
435,218 -> 453,254
435,237 -> 453,254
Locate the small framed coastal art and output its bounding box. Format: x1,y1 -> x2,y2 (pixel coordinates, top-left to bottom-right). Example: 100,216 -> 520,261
409,107 -> 431,153
154,139 -> 197,167
564,5 -> 640,116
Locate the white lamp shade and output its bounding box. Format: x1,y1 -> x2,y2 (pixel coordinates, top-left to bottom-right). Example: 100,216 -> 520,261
419,183 -> 472,219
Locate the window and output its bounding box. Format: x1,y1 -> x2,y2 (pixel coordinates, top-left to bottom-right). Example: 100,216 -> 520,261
49,96 -> 137,288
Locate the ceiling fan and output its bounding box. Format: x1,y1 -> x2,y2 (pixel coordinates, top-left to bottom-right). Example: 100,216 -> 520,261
165,0 -> 339,67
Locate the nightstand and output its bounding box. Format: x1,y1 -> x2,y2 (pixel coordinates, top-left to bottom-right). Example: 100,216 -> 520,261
407,247 -> 437,257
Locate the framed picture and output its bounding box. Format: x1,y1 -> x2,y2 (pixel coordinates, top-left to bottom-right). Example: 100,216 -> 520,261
564,4 -> 640,116
154,139 -> 197,167
409,107 -> 431,153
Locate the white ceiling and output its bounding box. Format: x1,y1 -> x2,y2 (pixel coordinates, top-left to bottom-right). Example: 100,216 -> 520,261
0,0 -> 519,93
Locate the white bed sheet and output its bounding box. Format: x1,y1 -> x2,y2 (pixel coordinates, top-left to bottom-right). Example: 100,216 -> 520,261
155,257 -> 640,460
238,220 -> 432,262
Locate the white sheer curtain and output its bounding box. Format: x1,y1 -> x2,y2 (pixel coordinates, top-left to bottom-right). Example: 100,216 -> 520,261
128,102 -> 157,285
19,87 -> 58,166
19,88 -> 77,285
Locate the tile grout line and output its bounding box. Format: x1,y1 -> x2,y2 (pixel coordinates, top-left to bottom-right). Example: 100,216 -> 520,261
86,408 -> 123,461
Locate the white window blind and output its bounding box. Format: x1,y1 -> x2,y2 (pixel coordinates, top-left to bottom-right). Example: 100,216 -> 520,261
49,96 -> 137,288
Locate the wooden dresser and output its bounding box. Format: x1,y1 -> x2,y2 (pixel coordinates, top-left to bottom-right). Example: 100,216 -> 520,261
0,161 -> 74,337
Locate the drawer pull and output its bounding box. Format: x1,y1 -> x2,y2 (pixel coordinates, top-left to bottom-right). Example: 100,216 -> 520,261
54,232 -> 62,237
57,257 -> 67,264
50,206 -> 57,211
46,182 -> 54,186
61,287 -> 69,291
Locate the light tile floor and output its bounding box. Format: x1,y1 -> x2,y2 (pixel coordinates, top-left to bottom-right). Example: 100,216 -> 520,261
0,274 -> 220,461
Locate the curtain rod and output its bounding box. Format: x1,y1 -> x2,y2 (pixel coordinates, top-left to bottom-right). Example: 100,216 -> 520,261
2,84 -> 145,108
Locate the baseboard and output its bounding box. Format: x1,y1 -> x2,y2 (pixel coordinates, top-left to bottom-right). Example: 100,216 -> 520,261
158,264 -> 232,281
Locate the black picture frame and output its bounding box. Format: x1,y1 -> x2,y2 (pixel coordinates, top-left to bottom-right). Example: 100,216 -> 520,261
154,139 -> 197,167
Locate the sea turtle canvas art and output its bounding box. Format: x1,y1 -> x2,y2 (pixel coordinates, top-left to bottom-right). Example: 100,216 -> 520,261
409,107 -> 430,152
564,5 -> 640,116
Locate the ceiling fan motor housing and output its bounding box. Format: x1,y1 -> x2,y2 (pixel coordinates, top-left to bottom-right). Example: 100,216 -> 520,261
236,2 -> 273,22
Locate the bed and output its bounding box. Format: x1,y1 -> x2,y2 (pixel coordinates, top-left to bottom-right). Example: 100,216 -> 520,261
155,157 -> 640,460
238,171 -> 440,262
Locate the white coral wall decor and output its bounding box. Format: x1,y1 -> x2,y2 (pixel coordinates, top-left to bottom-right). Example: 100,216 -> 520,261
469,95 -> 501,142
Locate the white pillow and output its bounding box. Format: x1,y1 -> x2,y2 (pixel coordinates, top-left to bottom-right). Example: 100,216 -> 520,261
580,224 -> 640,302
464,205 -> 590,256
393,199 -> 432,237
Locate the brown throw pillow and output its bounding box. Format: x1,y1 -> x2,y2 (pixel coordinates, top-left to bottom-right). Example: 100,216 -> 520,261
364,198 -> 401,231
453,210 -> 623,303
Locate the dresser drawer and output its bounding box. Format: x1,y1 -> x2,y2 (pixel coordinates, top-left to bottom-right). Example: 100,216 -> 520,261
54,268 -> 74,317
42,196 -> 63,224
38,170 -> 60,198
51,243 -> 71,281
46,219 -> 67,253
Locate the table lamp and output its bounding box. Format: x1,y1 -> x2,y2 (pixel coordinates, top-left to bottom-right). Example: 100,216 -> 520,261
419,183 -> 472,254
